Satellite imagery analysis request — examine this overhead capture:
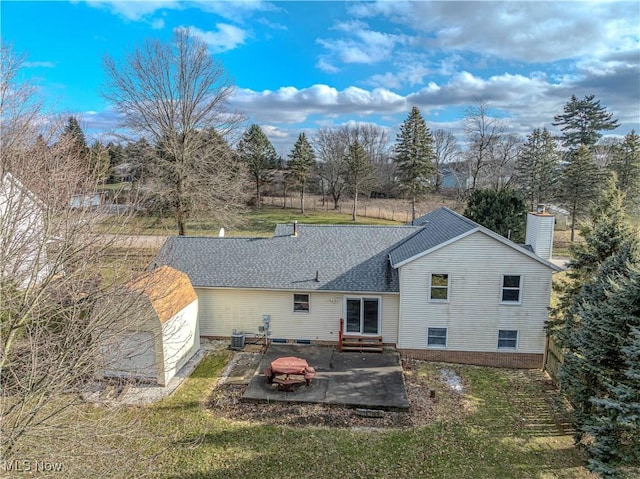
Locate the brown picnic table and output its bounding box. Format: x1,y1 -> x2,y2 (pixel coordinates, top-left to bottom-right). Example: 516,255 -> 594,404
264,356 -> 316,391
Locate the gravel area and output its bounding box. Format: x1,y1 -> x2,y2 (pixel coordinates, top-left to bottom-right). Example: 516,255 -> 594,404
83,339 -> 228,405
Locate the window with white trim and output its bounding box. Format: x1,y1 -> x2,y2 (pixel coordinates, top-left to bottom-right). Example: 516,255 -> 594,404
429,273 -> 449,301
501,275 -> 522,303
427,327 -> 447,347
293,293 -> 310,313
498,330 -> 518,349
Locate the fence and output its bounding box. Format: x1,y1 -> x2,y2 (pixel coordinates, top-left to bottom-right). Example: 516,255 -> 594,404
544,335 -> 564,382
262,195 -> 459,223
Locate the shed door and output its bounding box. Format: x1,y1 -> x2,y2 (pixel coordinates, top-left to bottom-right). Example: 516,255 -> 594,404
102,331 -> 156,380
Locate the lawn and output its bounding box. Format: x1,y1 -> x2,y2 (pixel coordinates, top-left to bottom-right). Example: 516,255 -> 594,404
96,206 -> 402,237
31,351 -> 595,478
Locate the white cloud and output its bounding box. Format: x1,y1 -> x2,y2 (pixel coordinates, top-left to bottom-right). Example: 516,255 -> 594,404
87,0 -> 279,23
151,18 -> 165,30
317,20 -> 408,66
86,1 -> 180,21
23,61 -> 56,68
230,84 -> 406,124
351,1 -> 639,65
184,24 -> 248,52
316,58 -> 339,74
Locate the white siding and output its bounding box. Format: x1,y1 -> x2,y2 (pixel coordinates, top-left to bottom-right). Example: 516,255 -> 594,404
526,213 -> 555,260
196,289 -> 399,344
101,331 -> 157,381
398,231 -> 553,354
161,299 -> 200,385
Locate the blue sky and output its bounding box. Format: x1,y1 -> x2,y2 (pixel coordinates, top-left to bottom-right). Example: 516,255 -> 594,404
2,0 -> 639,154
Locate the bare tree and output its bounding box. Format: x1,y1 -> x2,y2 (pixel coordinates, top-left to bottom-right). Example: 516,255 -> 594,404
0,42 -> 43,164
1,46 -> 156,471
315,127 -> 348,209
347,123 -> 392,195
344,140 -> 376,221
432,129 -> 461,192
102,28 -> 248,235
487,133 -> 521,190
463,100 -> 505,192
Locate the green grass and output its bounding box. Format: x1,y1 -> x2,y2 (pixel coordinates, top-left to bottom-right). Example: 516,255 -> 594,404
26,352 -> 595,478
97,207 -> 402,237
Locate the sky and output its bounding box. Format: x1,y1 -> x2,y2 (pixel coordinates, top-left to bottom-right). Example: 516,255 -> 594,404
2,0 -> 639,155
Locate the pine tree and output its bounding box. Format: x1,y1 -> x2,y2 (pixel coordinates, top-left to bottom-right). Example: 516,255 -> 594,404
62,116 -> 89,161
236,124 -> 278,207
550,177 -> 633,335
609,130 -> 640,204
559,242 -> 640,478
88,140 -> 110,183
515,128 -> 560,209
463,188 -> 528,242
288,132 -> 315,214
395,106 -> 436,222
344,140 -> 375,221
553,94 -> 619,150
558,145 -> 602,241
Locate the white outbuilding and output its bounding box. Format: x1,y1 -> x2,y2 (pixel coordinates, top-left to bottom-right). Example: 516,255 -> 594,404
98,266 -> 200,386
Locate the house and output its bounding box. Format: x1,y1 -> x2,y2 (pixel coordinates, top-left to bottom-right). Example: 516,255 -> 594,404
97,266 -> 200,386
152,207 -> 561,368
0,172 -> 50,288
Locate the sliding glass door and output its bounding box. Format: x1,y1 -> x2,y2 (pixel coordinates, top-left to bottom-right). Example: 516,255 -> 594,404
345,297 -> 380,335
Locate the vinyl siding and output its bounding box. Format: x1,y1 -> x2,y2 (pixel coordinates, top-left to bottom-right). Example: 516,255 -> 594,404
525,213 -> 555,260
397,231 -> 553,354
161,299 -> 200,385
196,288 -> 399,344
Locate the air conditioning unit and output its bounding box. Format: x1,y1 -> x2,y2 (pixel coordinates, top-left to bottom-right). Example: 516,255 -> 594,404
230,330 -> 245,350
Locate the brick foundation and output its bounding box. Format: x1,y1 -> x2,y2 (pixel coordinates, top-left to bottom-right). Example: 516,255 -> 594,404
203,335 -> 542,369
399,349 -> 543,369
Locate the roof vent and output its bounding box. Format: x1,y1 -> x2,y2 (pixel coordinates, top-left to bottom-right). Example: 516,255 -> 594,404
536,204 -> 546,214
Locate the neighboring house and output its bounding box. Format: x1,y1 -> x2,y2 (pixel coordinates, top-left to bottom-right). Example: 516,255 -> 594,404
0,172 -> 50,288
97,266 -> 200,386
152,207 -> 561,368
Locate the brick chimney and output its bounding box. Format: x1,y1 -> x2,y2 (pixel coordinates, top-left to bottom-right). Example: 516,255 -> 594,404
525,205 -> 555,260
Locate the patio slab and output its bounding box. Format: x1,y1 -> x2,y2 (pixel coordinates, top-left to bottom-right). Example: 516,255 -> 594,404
242,344 -> 409,409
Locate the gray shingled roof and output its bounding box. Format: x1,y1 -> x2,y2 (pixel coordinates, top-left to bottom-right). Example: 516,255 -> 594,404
152,224 -> 420,293
151,207 -> 556,293
389,207 -> 478,266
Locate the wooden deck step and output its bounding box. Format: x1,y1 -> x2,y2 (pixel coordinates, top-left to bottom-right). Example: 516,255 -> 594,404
340,335 -> 383,353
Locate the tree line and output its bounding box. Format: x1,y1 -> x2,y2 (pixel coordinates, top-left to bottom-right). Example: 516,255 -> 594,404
24,29 -> 638,238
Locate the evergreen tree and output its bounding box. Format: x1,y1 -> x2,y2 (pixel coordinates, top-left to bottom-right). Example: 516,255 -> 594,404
515,128 -> 560,209
62,116 -> 89,161
344,140 -> 375,221
463,189 -> 528,243
558,241 -> 640,478
288,132 -> 315,213
395,106 -> 436,222
550,177 -> 634,335
88,140 -> 110,183
558,145 -> 602,241
609,130 -> 640,204
553,94 -> 619,151
236,124 -> 278,207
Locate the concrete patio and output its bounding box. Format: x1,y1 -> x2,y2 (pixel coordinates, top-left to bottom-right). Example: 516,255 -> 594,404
241,344 -> 410,409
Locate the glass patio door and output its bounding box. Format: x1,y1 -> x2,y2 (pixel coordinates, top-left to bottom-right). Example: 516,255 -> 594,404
345,297 -> 380,335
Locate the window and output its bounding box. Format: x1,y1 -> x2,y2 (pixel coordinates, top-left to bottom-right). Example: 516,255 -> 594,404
293,293 -> 310,312
498,330 -> 518,349
429,274 -> 449,301
501,275 -> 522,303
427,327 -> 447,347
